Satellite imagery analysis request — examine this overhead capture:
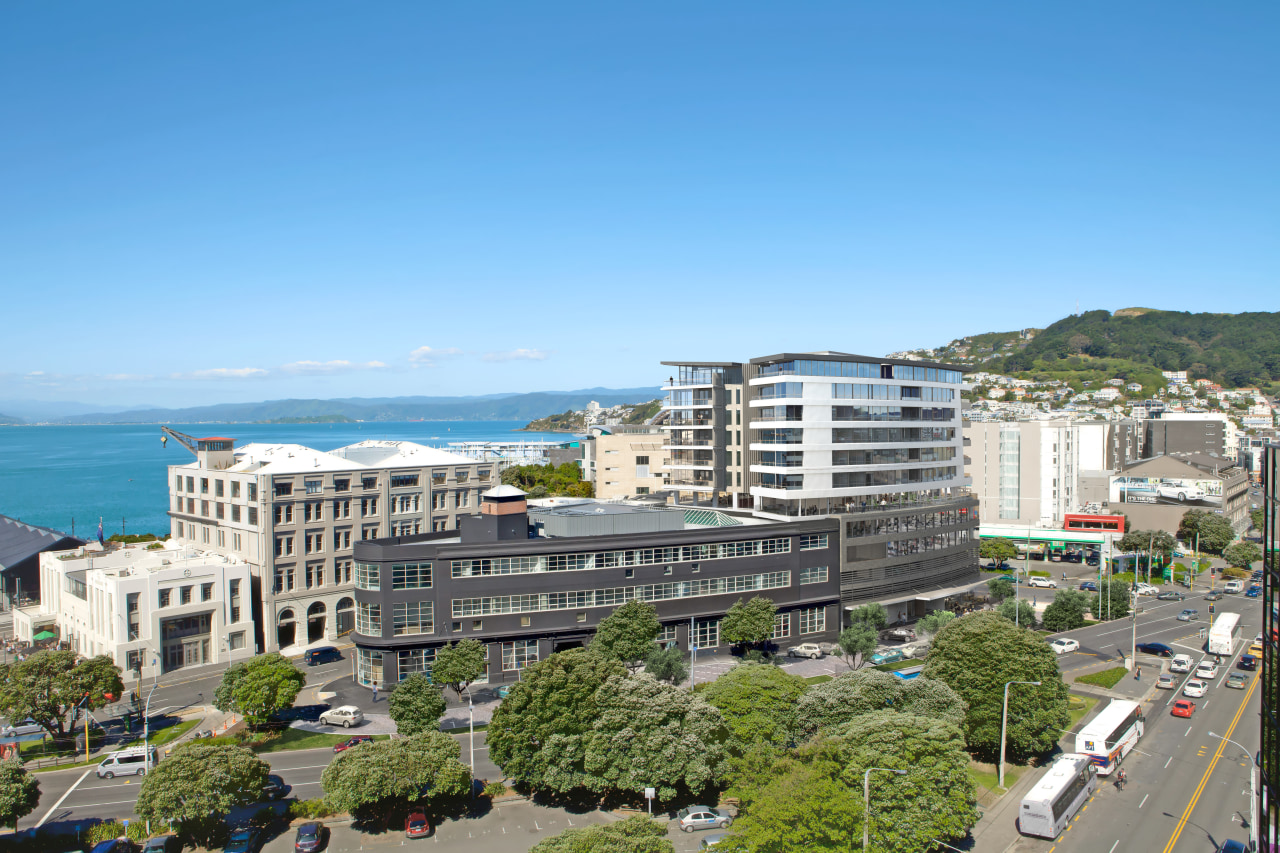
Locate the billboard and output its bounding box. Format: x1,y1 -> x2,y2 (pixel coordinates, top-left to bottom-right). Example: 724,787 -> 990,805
1108,475 -> 1223,508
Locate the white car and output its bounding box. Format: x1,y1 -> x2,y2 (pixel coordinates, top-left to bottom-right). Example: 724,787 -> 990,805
1051,638 -> 1080,655
1135,583 -> 1159,596
1156,673 -> 1177,690
1195,661 -> 1219,680
1170,654 -> 1194,674
1158,482 -> 1205,502
1028,577 -> 1057,589
1182,679 -> 1208,698
786,643 -> 825,659
317,705 -> 365,728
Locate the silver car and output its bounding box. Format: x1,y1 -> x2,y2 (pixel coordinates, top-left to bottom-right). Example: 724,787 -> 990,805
317,705 -> 365,728
676,806 -> 733,832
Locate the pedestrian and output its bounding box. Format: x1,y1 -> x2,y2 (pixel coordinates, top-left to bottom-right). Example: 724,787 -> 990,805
1135,665 -> 1141,680
372,683 -> 379,703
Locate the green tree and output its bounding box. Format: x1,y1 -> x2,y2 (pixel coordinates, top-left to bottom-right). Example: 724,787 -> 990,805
979,537 -> 1018,566
0,651 -> 123,745
1040,589 -> 1088,632
135,741 -> 270,848
837,622 -> 878,669
987,578 -> 1014,602
916,609 -> 957,637
212,653 -> 306,727
592,600 -> 660,671
847,602 -> 887,631
720,596 -> 778,653
321,731 -> 472,820
797,670 -> 965,735
701,663 -> 806,751
1223,541 -> 1262,569
0,757 -> 40,830
997,597 -> 1037,626
922,612 -> 1071,760
387,673 -> 447,736
643,645 -> 688,685
530,814 -> 674,853
487,649 -> 627,794
1251,507 -> 1265,532
1089,578 -> 1131,622
431,639 -> 489,700
1178,509 -> 1235,554
717,758 -> 863,853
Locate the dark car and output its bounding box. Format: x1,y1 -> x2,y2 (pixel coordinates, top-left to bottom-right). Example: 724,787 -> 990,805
303,646 -> 342,666
1079,581 -> 1098,591
333,735 -> 373,753
1239,654 -> 1258,670
1136,642 -> 1174,657
224,827 -> 261,853
141,838 -> 180,853
1085,555 -> 1100,567
1204,590 -> 1224,601
1245,586 -> 1261,598
90,841 -> 134,853
295,821 -> 326,852
1219,841 -> 1248,853
263,774 -> 291,800
406,811 -> 432,838
1156,591 -> 1185,601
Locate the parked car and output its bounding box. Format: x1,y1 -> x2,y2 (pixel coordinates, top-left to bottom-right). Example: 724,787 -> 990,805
1219,841 -> 1249,853
294,821 -> 326,852
1079,581 -> 1099,591
1204,590 -> 1224,601
1226,672 -> 1247,690
262,775 -> 291,801
1157,591 -> 1186,601
1156,673 -> 1177,690
303,646 -> 342,666
333,736 -> 373,753
880,628 -> 917,643
701,834 -> 729,848
1195,661 -> 1219,679
1171,699 -> 1196,718
225,827 -> 261,853
869,649 -> 906,666
405,812 -> 432,838
786,643 -> 826,659
1136,642 -> 1174,657
0,718 -> 45,738
142,838 -> 180,853
1238,654 -> 1258,671
1028,576 -> 1057,589
899,642 -> 930,659
318,706 -> 364,728
676,806 -> 733,833
1182,679 -> 1208,698
1050,638 -> 1080,655
1176,609 -> 1199,622
496,684 -> 514,699
90,841 -> 134,853
1171,654 -> 1194,673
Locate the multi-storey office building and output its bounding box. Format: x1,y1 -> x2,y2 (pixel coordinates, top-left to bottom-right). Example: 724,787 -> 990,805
350,486 -> 840,688
659,363 -> 749,507
662,352 -> 979,616
167,437 -> 493,654
1261,443 -> 1278,849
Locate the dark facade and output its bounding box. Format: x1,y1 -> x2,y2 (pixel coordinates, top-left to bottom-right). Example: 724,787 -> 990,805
350,493 -> 840,688
1143,417 -> 1227,459
1262,443 -> 1278,849
0,514 -> 85,606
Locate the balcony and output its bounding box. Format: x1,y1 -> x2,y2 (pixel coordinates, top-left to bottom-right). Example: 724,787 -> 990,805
665,415 -> 716,428
663,396 -> 715,409
662,438 -> 715,449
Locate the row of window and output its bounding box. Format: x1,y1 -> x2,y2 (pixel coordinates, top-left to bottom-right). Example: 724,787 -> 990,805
831,384 -> 955,402
832,406 -> 956,422
757,359 -> 962,384
831,446 -> 957,466
831,465 -> 959,488
272,561 -> 353,593
757,427 -> 959,445
177,476 -> 255,501
846,507 -> 972,538
884,529 -> 972,556
449,537 -> 793,578
354,562 -> 434,591
156,582 -> 217,609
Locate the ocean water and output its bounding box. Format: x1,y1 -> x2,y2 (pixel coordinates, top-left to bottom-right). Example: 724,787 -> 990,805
0,421 -> 574,538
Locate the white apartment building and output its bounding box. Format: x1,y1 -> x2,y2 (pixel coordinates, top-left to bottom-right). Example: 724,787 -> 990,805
166,436 -> 492,654
17,542 -> 255,682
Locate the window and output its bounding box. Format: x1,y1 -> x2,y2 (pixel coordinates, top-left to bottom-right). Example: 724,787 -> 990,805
800,606 -> 826,635
455,491 -> 468,508
158,588 -> 171,608
306,562 -> 323,589
333,528 -> 351,550
201,478 -> 209,494
362,525 -> 380,540
799,566 -> 829,584
356,602 -> 382,635
274,504 -> 293,525
637,487 -> 650,495
275,535 -> 294,557
274,565 -> 295,592
180,586 -> 192,605
231,481 -> 240,498
391,474 -> 419,488
305,479 -> 322,495
175,474 -> 183,492
456,470 -> 469,484
231,505 -> 241,523
334,478 -> 350,493
200,500 -> 209,517
800,533 -> 828,550
274,482 -> 292,497
357,648 -> 383,687
692,618 -> 719,650
334,560 -> 353,585
576,612 -> 587,623
432,471 -> 446,486
229,579 -> 241,623
635,456 -> 650,465
399,648 -> 437,681
771,613 -> 790,639
393,602 -> 434,636
362,497 -> 379,517
471,620 -> 483,631
186,476 -> 195,492
432,492 -> 447,511
333,499 -> 351,519
362,476 -> 377,490
248,507 -> 258,525
248,482 -> 257,501
478,469 -> 491,483
201,582 -> 213,602
228,631 -> 246,650
625,568 -> 635,579
520,616 -> 531,627
392,563 -> 432,589
502,640 -> 539,671
656,624 -> 678,645
355,562 -> 380,590
215,479 -> 224,497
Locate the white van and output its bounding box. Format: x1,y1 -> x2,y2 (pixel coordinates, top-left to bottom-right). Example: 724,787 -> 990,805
1170,654 -> 1194,674
96,746 -> 157,778
1224,580 -> 1244,594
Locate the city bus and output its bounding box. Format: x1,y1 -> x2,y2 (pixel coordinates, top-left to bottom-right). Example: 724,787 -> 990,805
1018,753 -> 1099,838
1074,699 -> 1143,775
1208,612 -> 1242,656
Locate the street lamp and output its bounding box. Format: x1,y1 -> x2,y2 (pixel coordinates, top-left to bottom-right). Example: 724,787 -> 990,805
461,685 -> 475,796
862,766 -> 907,850
143,679 -> 160,773
1209,730 -> 1258,852
999,681 -> 1041,789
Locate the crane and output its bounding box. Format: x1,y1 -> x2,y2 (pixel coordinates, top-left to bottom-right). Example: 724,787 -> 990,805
159,426 -> 200,456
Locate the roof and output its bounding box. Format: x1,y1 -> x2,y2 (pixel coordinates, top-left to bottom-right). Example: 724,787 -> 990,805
482,484 -> 527,499
329,440 -> 475,467
659,361 -> 741,368
0,515 -> 85,570
172,439 -> 475,475
749,351 -> 968,373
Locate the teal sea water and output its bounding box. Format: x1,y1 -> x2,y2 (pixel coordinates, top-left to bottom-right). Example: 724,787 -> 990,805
0,421 -> 574,538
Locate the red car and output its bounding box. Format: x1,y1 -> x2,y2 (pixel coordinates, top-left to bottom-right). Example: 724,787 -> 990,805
405,812 -> 431,838
1171,699 -> 1196,718
333,735 -> 374,753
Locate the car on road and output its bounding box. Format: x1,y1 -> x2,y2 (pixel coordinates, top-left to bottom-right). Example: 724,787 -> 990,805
318,705 -> 364,728
1050,638 -> 1080,655
1157,591 -> 1186,601
294,821 -> 326,852
0,718 -> 45,738
1250,640 -> 1264,657
303,646 -> 342,666
333,735 -> 374,753
1135,583 -> 1159,596
1136,642 -> 1174,657
1171,699 -> 1196,718
997,574 -> 1020,583
676,806 -> 733,832
1195,661 -> 1219,679
869,649 -> 906,666
1223,580 -> 1244,594
880,628 -> 917,643
406,812 -> 432,838
1028,576 -> 1057,589
1204,590 -> 1224,601
787,642 -> 826,659
225,827 -> 261,853
496,684 -> 514,699
1156,673 -> 1177,690
1171,654 -> 1194,673
262,774 -> 290,801
1226,672 -> 1247,690
1182,679 -> 1208,698
1176,608 -> 1199,622
900,642 -> 930,659
1078,581 -> 1098,591
1219,840 -> 1249,853
1238,654 -> 1258,671
1245,585 -> 1261,598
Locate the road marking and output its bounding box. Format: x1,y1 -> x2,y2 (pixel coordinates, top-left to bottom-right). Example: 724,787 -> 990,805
1184,725 -> 1192,737
1161,668 -> 1260,853
36,766 -> 95,827
1139,794 -> 1149,809
64,797 -> 142,808
1108,841 -> 1119,853
1164,756 -> 1173,769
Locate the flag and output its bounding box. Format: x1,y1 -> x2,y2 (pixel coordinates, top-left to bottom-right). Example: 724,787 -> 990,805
97,520 -> 104,546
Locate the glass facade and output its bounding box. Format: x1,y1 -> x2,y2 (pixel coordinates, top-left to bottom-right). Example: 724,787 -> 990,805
758,358 -> 962,384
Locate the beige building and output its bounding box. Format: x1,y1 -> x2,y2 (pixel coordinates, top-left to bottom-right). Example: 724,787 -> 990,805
1108,451 -> 1251,534
581,426 -> 666,500
166,435 -> 492,654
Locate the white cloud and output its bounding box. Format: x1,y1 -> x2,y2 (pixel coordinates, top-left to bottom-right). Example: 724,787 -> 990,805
172,367 -> 270,381
280,360 -> 387,375
483,348 -> 551,363
409,346 -> 463,368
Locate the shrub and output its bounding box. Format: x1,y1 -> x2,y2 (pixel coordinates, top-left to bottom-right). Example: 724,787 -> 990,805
85,819 -> 167,844
1075,667 -> 1127,689
482,781 -> 508,798
288,798 -> 338,819
1028,570 -> 1051,577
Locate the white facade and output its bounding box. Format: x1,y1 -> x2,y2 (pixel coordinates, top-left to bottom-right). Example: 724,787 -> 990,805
967,421 -> 1081,528
23,543 -> 254,682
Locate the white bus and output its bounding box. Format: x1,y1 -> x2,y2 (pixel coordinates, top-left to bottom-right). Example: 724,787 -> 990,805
1074,699 -> 1143,775
1019,753 -> 1099,839
1208,612 -> 1242,656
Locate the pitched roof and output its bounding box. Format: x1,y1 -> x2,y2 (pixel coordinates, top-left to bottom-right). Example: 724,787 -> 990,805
0,514 -> 84,570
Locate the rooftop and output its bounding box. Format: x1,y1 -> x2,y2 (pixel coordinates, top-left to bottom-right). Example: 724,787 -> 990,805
172,439 -> 475,475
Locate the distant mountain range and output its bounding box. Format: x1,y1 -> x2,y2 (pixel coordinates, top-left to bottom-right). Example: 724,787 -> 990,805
0,388 -> 665,425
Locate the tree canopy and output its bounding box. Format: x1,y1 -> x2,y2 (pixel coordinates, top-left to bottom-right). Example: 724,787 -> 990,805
916,609 -> 957,637
134,741 -> 270,847
321,731 -> 471,820
719,596 -> 778,652
847,602 -> 887,631
1040,589 -> 1088,632
431,639 -> 489,700
0,757 -> 40,830
0,651 -> 123,743
387,673 -> 447,736
1118,529 -> 1176,559
1224,541 -> 1262,569
837,623 -> 877,669
501,462 -> 593,498
212,653 -> 306,727
922,612 -> 1071,759
796,669 -> 966,735
1178,509 -> 1236,555
643,646 -> 688,685
529,814 -> 674,853
997,597 -> 1037,627
979,538 -> 1017,565
987,578 -> 1014,602
1089,578 -> 1131,622
701,663 -> 806,751
592,599 -> 660,670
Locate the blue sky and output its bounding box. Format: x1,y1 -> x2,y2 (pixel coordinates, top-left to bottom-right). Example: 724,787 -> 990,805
2,2 -> 1275,410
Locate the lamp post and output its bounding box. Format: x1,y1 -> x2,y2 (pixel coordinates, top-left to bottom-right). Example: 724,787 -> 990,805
142,679 -> 159,772
999,681 -> 1041,789
1209,730 -> 1258,852
862,767 -> 907,850
462,685 -> 476,796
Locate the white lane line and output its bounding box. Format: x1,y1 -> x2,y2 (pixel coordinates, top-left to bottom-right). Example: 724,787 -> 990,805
1108,841 -> 1120,853
65,798 -> 140,809
1139,794 -> 1149,809
1164,756 -> 1174,769
37,766 -> 95,827
264,763 -> 331,772
1184,725 -> 1193,737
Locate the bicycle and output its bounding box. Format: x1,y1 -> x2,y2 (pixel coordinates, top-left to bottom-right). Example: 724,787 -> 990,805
1116,769 -> 1127,791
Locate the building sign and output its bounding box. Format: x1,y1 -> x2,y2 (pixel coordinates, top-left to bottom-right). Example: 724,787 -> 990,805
1108,475 -> 1223,508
